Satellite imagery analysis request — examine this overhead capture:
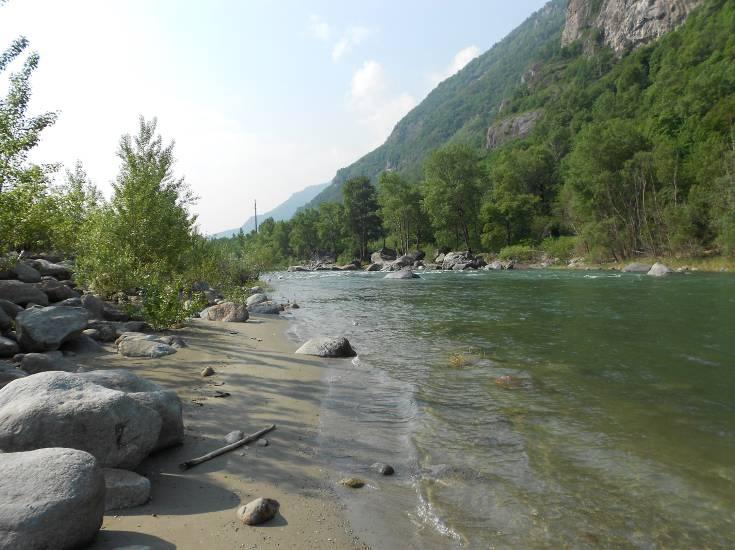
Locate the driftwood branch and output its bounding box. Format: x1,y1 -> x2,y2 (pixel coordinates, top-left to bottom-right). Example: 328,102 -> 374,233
178,424 -> 276,470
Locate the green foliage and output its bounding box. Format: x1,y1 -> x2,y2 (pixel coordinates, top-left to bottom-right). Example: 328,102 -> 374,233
498,244 -> 538,262
377,171 -> 425,253
342,176 -> 381,260
139,271 -> 205,330
540,236 -> 579,260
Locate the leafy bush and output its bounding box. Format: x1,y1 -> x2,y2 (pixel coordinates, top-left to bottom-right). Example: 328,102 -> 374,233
139,272 -> 205,330
498,244 -> 539,262
540,236 -> 578,260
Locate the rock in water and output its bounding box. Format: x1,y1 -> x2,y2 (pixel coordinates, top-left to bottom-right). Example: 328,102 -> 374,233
203,302 -> 249,322
246,293 -> 268,307
0,447 -> 105,550
247,302 -> 282,315
340,478 -> 365,488
622,262 -> 653,273
0,371 -> 162,468
384,270 -> 420,279
103,468 -> 151,511
295,336 -> 357,358
225,430 -> 244,444
371,462 -> 395,476
0,280 -> 49,306
236,497 -> 280,525
15,306 -> 88,352
647,262 -> 672,277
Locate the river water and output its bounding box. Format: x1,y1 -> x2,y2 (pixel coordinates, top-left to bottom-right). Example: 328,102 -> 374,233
268,269 -> 735,549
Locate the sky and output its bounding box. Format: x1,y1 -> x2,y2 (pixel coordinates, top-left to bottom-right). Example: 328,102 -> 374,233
0,0 -> 549,234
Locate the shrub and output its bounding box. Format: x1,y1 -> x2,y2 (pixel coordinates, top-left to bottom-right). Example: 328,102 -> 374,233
498,244 -> 539,262
540,236 -> 578,260
139,272 -> 205,330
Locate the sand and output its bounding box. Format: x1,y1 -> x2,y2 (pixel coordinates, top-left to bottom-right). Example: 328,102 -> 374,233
71,316 -> 367,550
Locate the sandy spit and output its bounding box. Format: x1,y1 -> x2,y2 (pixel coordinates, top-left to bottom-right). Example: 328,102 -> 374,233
72,316 -> 367,550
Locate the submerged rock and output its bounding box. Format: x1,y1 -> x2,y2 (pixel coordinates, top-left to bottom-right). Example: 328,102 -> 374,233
371,462 -> 395,476
647,262 -> 672,277
622,262 -> 652,273
237,497 -> 280,525
295,336 -> 356,358
0,447 -> 105,550
384,269 -> 420,279
340,478 -> 365,488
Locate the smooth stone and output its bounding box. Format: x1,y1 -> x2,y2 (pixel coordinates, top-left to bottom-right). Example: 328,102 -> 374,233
81,294 -> 106,320
247,302 -> 282,315
340,478 -> 365,488
0,298 -> 22,319
246,293 -> 268,307
11,261 -> 41,283
622,262 -> 652,273
0,336 -> 19,358
295,336 -> 357,358
202,302 -> 249,322
371,462 -> 395,476
236,497 -> 280,525
35,278 -> 80,303
117,338 -> 177,358
15,305 -> 88,352
256,438 -> 269,447
103,468 -> 151,511
225,430 -> 244,444
30,258 -> 72,279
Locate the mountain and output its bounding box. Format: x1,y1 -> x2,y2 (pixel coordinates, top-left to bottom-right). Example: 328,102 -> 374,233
212,182 -> 329,238
306,0 -> 568,207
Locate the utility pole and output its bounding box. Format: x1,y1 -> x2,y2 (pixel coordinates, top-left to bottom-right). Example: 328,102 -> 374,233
254,199 -> 258,234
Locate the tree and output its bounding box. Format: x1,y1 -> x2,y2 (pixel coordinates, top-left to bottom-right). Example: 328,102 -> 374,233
342,176 -> 381,261
423,144 -> 484,252
316,202 -> 346,255
289,209 -> 320,259
0,37 -> 57,193
377,171 -> 425,253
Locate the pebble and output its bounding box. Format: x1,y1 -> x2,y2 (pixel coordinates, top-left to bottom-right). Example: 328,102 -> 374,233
340,478 -> 365,489
256,438 -> 269,447
201,366 -> 215,377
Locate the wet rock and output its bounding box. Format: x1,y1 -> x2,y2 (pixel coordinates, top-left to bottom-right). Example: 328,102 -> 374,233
647,262 -> 672,277
103,468 -> 151,511
0,371 -> 162,468
622,262 -> 652,273
246,293 -> 268,307
0,447 -> 105,550
237,497 -> 280,525
384,269 -> 420,279
287,265 -> 307,272
202,302 -> 249,322
20,351 -> 71,374
371,462 -> 395,476
0,336 -> 18,358
15,306 -> 88,352
340,478 -> 365,488
225,430 -> 243,444
201,366 -> 215,377
295,336 -> 357,358
0,280 -> 49,306
11,261 -> 41,283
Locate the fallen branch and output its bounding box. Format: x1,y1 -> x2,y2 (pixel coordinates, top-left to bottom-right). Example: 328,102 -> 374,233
178,424 -> 276,470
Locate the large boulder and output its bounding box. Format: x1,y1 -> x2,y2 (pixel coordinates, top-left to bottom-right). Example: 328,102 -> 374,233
0,280 -> 49,306
246,293 -> 268,307
77,369 -> 184,452
11,262 -> 41,283
0,307 -> 11,332
384,270 -> 420,279
103,468 -> 151,511
102,303 -> 130,322
15,306 -> 88,352
30,258 -> 72,280
295,336 -> 357,358
0,299 -> 22,319
202,302 -> 249,322
0,447 -> 105,550
81,294 -> 105,320
647,262 -> 672,277
370,247 -> 397,265
0,371 -> 162,468
86,320 -> 118,342
19,351 -> 71,374
247,302 -> 283,315
622,262 -> 653,273
36,278 -> 80,303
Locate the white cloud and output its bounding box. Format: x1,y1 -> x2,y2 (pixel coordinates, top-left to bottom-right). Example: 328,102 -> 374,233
429,45 -> 480,86
332,26 -> 371,62
348,60 -> 416,145
307,15 -> 330,41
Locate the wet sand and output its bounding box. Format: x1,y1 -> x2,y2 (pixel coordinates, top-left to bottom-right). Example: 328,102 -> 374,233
73,316 -> 365,550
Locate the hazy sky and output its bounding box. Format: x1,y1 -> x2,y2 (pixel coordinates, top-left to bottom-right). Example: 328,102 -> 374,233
0,0 -> 548,233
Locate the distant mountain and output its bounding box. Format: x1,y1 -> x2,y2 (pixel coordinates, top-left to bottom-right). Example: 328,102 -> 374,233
212,181 -> 330,238
306,0 -> 567,207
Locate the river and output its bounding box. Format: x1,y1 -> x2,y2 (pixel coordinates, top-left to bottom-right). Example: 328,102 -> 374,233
269,268 -> 735,549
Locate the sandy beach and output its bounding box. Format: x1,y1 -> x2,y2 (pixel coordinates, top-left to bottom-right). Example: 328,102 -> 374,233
68,315 -> 366,550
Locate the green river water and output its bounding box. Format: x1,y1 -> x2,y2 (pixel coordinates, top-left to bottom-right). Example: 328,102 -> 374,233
272,269 -> 735,549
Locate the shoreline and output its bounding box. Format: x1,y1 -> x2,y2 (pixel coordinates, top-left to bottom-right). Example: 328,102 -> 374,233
74,315 -> 365,549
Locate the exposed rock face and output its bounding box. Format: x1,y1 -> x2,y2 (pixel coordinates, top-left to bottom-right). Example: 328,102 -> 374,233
0,371 -> 162,468
486,110 -> 543,150
295,336 -> 357,358
0,447 -> 105,550
562,0 -> 703,53
15,306 -> 89,352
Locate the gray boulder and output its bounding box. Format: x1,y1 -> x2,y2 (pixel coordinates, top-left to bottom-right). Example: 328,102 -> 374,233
30,258 -> 72,279
0,299 -> 22,319
247,302 -> 282,315
0,337 -> 18,359
246,293 -> 268,307
365,263 -> 382,271
11,262 -> 41,283
81,294 -> 106,320
0,308 -> 11,332
15,306 -> 89,352
622,262 -> 653,273
103,303 -> 130,322
57,296 -> 83,307
0,447 -> 105,550
61,334 -> 105,354
103,468 -> 151,511
35,278 -> 80,303
202,302 -> 249,322
116,333 -> 177,359
295,336 -> 357,358
86,320 -> 118,342
0,363 -> 26,389
237,497 -> 280,526
0,371 -> 162,468
647,262 -> 672,277
287,265 -> 307,272
77,369 -> 184,452
0,280 -> 49,306
20,351 -> 71,374
384,270 -> 420,279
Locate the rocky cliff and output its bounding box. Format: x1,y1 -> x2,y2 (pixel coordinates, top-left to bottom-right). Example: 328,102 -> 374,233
562,0 -> 703,53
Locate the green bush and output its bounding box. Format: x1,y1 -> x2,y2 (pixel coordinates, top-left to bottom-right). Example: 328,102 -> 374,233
139,272 -> 205,330
498,244 -> 539,262
540,236 -> 578,260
